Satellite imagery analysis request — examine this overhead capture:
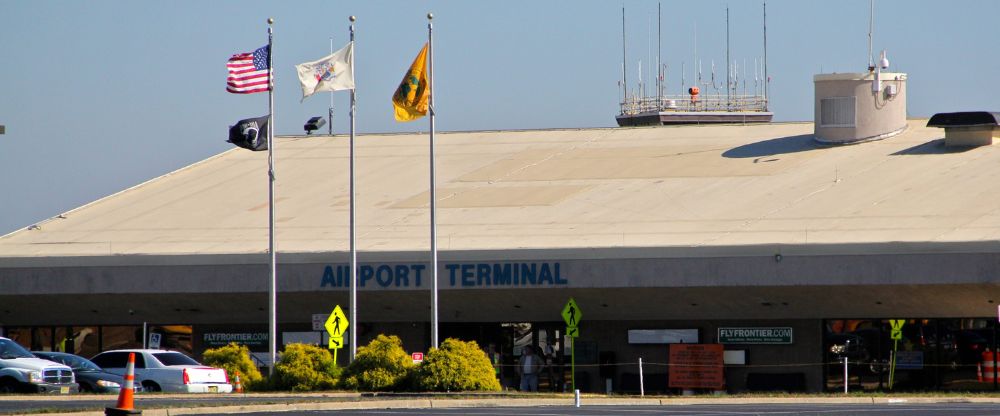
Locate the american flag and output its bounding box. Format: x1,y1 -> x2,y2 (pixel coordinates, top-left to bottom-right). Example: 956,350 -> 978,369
227,45 -> 271,94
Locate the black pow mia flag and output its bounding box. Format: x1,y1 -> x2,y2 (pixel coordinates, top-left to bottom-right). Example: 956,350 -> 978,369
228,115 -> 270,151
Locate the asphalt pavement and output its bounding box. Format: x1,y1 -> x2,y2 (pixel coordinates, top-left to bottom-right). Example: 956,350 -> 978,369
0,393 -> 360,415
195,403 -> 1000,416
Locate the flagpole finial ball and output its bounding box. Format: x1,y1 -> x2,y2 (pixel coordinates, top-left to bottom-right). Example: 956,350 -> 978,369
427,13 -> 433,20
267,18 -> 274,25
349,15 -> 356,22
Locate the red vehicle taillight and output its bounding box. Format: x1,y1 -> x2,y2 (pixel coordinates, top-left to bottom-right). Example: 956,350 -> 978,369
224,369 -> 230,383
182,368 -> 190,385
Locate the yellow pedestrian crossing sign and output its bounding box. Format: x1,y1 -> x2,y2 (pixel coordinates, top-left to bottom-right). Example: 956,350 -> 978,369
889,319 -> 905,340
562,298 -> 582,328
325,305 -> 349,339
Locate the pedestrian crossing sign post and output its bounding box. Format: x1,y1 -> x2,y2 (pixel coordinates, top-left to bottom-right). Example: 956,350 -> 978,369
325,305 -> 350,365
561,298 -> 582,392
888,319 -> 905,389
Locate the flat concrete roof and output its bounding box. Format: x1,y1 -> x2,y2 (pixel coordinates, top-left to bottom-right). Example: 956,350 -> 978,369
2,119 -> 998,260
814,72 -> 907,82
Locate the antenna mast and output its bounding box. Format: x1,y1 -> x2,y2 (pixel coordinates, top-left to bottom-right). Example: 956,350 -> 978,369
657,2 -> 662,101
647,17 -> 651,100
681,61 -> 686,94
726,6 -> 730,106
622,6 -> 627,103
763,0 -> 768,111
868,0 -> 874,70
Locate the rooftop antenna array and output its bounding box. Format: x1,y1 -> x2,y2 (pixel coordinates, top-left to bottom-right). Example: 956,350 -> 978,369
616,2 -> 773,126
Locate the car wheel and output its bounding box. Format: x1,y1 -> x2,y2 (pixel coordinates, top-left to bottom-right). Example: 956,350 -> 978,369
79,382 -> 93,393
142,381 -> 161,392
0,378 -> 19,394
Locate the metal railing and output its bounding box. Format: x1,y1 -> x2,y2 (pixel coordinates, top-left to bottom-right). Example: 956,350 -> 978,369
619,94 -> 769,116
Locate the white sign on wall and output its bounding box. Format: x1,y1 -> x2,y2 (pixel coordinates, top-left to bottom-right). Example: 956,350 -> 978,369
148,333 -> 162,349
283,331 -> 322,346
312,314 -> 326,331
627,329 -> 699,344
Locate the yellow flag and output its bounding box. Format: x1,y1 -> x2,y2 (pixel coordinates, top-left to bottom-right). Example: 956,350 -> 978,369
392,43 -> 430,122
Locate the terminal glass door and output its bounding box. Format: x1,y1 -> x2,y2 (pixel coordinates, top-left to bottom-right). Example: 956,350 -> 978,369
825,318 -> 998,391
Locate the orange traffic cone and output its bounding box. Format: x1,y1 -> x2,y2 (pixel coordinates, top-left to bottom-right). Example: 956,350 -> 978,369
233,371 -> 243,393
105,352 -> 141,415
978,362 -> 984,383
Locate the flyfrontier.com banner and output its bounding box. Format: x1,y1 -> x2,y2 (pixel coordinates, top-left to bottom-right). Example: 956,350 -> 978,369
718,327 -> 793,344
203,332 -> 268,347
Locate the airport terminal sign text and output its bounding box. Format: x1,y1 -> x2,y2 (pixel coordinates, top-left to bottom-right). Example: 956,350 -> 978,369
320,262 -> 568,288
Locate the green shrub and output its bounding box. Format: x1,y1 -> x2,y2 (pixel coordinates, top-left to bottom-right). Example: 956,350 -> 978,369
201,343 -> 263,391
413,338 -> 501,392
340,334 -> 413,391
274,343 -> 340,391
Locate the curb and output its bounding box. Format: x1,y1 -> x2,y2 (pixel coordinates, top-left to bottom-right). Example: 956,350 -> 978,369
35,395 -> 1000,415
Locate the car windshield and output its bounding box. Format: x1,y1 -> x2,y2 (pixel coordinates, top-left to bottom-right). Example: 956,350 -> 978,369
0,339 -> 35,359
40,353 -> 102,371
153,352 -> 200,366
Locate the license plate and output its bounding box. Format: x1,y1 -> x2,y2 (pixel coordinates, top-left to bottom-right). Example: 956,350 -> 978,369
60,386 -> 69,394
208,386 -> 218,393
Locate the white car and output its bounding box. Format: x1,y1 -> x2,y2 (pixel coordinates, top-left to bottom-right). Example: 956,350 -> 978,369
90,349 -> 231,393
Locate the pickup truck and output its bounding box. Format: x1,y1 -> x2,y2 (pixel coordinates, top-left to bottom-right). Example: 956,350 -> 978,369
0,337 -> 79,394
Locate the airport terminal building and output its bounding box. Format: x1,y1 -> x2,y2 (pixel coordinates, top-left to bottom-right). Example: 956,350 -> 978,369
3,119 -> 1000,393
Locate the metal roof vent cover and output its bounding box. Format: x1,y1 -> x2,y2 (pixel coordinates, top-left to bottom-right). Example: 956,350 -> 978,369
927,111 -> 1000,147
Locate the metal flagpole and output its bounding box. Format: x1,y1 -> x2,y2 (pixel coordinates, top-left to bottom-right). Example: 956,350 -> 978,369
265,17 -> 277,376
348,15 -> 358,362
427,12 -> 439,349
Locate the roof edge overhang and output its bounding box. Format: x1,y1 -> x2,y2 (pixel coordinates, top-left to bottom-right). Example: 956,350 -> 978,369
2,240 -> 999,268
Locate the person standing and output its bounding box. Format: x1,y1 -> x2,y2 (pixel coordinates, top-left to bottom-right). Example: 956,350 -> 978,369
518,346 -> 542,392
543,344 -> 558,391
487,343 -> 503,387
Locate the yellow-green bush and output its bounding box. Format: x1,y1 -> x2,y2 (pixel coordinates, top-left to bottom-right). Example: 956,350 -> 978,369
201,343 -> 263,390
340,334 -> 413,391
274,343 -> 340,391
413,338 -> 501,392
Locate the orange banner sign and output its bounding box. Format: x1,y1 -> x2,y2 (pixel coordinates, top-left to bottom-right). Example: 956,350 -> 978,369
668,344 -> 724,390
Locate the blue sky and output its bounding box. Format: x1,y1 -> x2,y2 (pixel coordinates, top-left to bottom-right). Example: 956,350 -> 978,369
1,0 -> 998,235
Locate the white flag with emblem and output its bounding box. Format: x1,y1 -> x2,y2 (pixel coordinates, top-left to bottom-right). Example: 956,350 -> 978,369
295,42 -> 354,101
